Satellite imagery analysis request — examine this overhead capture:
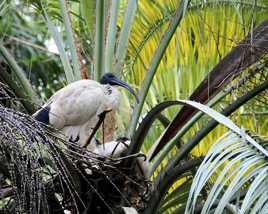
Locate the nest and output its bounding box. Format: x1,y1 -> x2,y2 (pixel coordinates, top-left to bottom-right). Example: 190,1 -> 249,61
60,148 -> 150,213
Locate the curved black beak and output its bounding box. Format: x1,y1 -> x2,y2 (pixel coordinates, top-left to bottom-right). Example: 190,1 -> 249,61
110,77 -> 139,103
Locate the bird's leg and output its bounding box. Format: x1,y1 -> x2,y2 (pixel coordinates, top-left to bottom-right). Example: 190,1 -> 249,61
83,110 -> 111,149
102,117 -> 105,149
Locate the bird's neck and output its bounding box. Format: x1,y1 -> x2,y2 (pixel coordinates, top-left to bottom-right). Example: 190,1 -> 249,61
103,84 -> 121,109
103,84 -> 113,95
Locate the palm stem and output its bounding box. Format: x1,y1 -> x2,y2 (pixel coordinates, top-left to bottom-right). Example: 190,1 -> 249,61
59,0 -> 81,81
94,0 -> 105,81
114,0 -> 138,76
105,0 -> 120,73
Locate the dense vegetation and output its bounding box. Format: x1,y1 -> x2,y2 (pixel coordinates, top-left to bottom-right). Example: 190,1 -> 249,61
0,0 -> 268,213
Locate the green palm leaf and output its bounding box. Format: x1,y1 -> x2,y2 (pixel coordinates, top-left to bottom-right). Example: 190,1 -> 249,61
185,131 -> 268,214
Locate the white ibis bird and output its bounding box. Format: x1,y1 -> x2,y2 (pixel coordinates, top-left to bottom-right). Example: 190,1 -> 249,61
33,73 -> 139,156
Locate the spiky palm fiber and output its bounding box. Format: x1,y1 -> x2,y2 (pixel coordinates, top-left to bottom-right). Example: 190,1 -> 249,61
0,104 -> 80,213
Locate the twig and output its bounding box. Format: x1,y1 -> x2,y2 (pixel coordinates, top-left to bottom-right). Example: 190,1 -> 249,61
83,110 -> 111,148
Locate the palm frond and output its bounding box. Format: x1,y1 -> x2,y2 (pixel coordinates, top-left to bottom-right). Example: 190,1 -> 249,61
185,131 -> 268,214
42,5 -> 75,83
151,17 -> 268,159
58,0 -> 81,80
0,0 -> 9,17
94,0 -> 105,80
114,0 -> 138,76
105,0 -> 120,74
128,0 -> 189,139
123,0 -> 268,158
0,44 -> 40,113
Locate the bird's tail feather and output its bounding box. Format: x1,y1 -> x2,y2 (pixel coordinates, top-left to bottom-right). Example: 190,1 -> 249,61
33,106 -> 50,124
62,124 -> 95,148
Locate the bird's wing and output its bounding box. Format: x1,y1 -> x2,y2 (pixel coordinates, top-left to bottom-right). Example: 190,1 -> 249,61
32,87 -> 63,124
48,79 -> 100,103
49,80 -> 107,129
33,80 -> 103,126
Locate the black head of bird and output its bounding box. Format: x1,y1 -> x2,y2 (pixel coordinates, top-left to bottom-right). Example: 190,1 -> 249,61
100,73 -> 139,103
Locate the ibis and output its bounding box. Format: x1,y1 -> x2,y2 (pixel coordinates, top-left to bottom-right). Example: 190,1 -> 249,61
33,73 -> 139,156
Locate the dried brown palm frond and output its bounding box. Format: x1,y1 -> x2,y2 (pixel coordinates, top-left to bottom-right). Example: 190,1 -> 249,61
230,61 -> 268,112
186,60 -> 268,132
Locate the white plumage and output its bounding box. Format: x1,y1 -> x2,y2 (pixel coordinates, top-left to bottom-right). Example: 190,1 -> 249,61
34,73 -> 138,156
47,80 -> 120,147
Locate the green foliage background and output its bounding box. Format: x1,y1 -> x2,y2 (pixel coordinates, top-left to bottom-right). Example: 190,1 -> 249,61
0,0 -> 268,213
